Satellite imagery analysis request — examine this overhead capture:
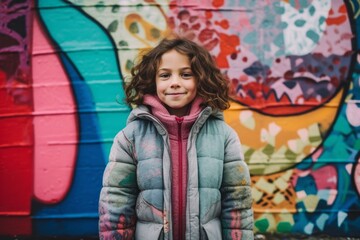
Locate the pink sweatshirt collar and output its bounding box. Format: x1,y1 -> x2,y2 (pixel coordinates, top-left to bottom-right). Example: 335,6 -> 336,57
143,95 -> 203,139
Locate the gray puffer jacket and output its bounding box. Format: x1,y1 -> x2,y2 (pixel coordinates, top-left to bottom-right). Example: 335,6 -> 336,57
99,105 -> 254,239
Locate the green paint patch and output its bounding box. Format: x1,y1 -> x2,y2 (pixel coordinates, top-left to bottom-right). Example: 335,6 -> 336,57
277,222 -> 292,233
285,149 -> 297,161
334,115 -> 352,134
306,30 -> 319,43
309,135 -> 321,143
355,139 -> 360,150
150,28 -> 161,39
319,16 -> 326,26
244,31 -> 257,44
277,21 -> 288,29
129,22 -> 139,34
255,218 -> 269,233
324,135 -> 337,147
262,144 -> 275,156
274,33 -> 284,47
126,60 -> 134,71
119,172 -> 136,187
294,19 -> 306,27
108,20 -> 118,32
118,40 -> 128,47
245,148 -> 255,160
95,1 -> 105,12
112,4 -> 120,13
273,2 -> 285,14
261,18 -> 273,29
309,5 -> 315,16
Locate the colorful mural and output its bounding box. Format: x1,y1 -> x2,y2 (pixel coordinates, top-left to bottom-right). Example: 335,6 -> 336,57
0,0 -> 360,237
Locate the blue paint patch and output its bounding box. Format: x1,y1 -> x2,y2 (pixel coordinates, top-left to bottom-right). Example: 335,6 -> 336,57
295,19 -> 306,27
306,30 -> 320,43
33,52 -> 105,236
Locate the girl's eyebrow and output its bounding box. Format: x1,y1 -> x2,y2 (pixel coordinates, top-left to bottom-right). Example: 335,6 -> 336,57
158,67 -> 192,71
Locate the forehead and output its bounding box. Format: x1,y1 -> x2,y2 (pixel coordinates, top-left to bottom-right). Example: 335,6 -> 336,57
158,49 -> 190,69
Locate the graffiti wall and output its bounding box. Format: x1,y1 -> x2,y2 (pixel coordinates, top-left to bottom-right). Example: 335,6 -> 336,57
1,0 -> 360,237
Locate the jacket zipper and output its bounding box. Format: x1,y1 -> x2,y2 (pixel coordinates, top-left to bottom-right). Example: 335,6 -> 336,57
137,110 -> 212,238
176,116 -> 184,240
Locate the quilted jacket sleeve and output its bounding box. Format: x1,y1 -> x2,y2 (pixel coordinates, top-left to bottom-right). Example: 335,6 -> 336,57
99,130 -> 139,240
221,127 -> 254,240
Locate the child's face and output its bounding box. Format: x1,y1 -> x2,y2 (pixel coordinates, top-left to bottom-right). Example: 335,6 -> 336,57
156,49 -> 197,117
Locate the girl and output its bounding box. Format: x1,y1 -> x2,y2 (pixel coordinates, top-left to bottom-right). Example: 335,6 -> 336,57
99,36 -> 254,240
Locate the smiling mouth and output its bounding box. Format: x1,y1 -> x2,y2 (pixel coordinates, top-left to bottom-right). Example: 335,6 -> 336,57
165,93 -> 186,95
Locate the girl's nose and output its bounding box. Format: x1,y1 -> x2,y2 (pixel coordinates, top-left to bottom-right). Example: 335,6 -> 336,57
170,75 -> 180,87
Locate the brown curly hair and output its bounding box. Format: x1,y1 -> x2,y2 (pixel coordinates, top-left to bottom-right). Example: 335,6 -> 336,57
124,36 -> 230,111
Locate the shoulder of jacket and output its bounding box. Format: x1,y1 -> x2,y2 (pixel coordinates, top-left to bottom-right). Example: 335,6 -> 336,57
120,116 -> 166,142
122,118 -> 147,134
203,115 -> 229,128
204,117 -> 238,138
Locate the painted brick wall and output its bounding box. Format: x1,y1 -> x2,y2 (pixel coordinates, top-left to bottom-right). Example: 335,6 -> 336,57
0,0 -> 359,237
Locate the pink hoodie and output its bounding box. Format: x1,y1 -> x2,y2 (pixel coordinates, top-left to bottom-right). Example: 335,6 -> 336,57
143,95 -> 203,240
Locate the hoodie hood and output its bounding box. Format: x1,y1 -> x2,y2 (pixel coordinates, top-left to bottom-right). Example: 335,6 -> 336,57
127,98 -> 224,126
141,95 -> 203,139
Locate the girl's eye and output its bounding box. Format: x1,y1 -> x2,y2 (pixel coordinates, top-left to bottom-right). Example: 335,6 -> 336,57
159,73 -> 170,79
182,72 -> 193,79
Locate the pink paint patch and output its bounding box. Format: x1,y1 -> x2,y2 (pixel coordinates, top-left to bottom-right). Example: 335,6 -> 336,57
296,190 -> 307,199
230,210 -> 241,229
231,229 -> 242,240
345,163 -> 353,174
354,158 -> 360,195
346,102 -> 360,127
312,147 -> 323,162
312,166 -> 337,190
32,15 -> 77,203
327,189 -> 338,205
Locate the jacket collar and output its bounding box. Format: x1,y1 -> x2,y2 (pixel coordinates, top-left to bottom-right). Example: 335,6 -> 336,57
127,99 -> 224,135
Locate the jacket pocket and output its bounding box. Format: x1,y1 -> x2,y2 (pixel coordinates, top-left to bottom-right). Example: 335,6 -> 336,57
135,221 -> 163,240
202,218 -> 222,240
